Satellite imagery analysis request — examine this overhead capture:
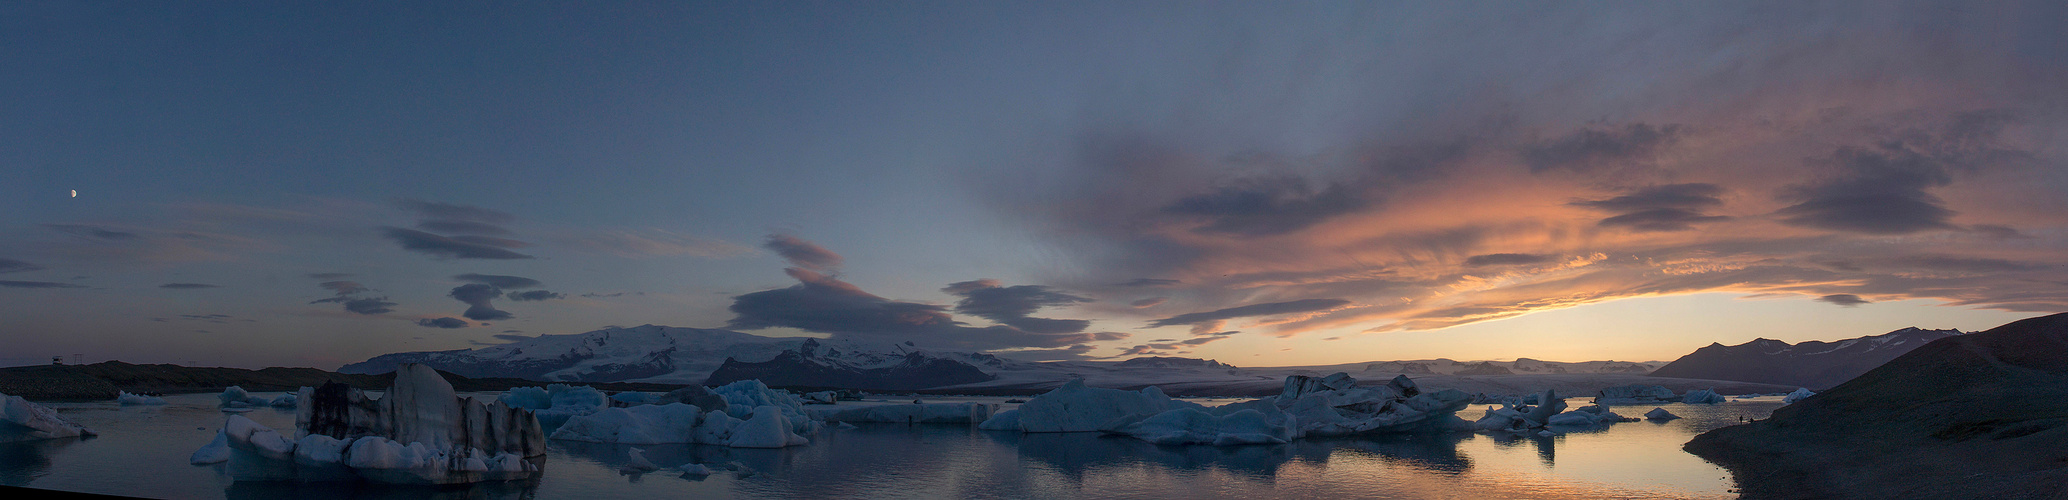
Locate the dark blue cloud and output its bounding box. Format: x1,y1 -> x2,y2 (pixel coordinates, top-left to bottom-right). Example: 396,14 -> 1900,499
943,280 -> 1095,334
42,224 -> 138,241
1776,111 -> 2027,235
727,267 -> 1096,351
1572,183 -> 1733,232
1816,294 -> 1870,307
1162,174 -> 1367,236
453,273 -> 542,289
0,280 -> 87,289
449,283 -> 512,321
507,290 -> 563,301
1523,123 -> 1686,173
0,258 -> 44,274
417,317 -> 469,329
381,227 -> 534,260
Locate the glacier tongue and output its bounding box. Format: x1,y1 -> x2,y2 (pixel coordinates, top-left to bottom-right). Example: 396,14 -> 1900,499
203,363 -> 545,484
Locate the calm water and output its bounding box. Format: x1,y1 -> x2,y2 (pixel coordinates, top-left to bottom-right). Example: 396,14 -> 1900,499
4,392 -> 1784,499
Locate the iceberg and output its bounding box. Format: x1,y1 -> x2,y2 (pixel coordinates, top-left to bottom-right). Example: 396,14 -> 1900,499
118,391 -> 168,406
1472,390 -> 1569,432
979,378 -> 1199,433
269,392 -> 300,408
1544,404 -> 1634,427
195,363 -> 545,484
1091,373 -> 1473,445
1680,388 -> 1727,404
808,402 -> 996,424
500,384 -> 607,430
217,386 -> 272,409
1782,387 -> 1816,404
1644,407 -> 1680,420
1595,384 -> 1676,403
547,380 -> 817,448
1,392 -> 96,443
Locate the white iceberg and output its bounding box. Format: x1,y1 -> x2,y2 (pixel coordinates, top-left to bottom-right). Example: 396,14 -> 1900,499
808,402 -> 996,423
1680,389 -> 1727,404
118,391 -> 168,406
500,384 -> 607,430
1595,384 -> 1676,403
1092,373 -> 1473,445
727,405 -> 811,448
269,392 -> 299,408
1545,404 -> 1634,427
195,363 -> 545,484
1,392 -> 96,442
548,403 -> 707,445
217,386 -> 272,408
1644,407 -> 1680,420
979,378 -> 1199,433
1782,387 -> 1816,404
1473,390 -> 1568,432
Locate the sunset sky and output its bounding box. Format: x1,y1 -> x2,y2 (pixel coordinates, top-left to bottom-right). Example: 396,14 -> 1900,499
3,2 -> 2063,369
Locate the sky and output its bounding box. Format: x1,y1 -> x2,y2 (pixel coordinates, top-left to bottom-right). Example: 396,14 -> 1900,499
3,1 -> 2064,370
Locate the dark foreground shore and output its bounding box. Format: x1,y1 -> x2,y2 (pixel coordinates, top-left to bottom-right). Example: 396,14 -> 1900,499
1685,313 -> 2068,500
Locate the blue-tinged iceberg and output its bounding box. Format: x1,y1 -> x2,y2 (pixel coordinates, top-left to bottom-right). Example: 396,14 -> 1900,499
1,392 -> 95,442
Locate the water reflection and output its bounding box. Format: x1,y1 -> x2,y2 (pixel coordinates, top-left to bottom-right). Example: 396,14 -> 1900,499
224,479 -> 539,500
0,436 -> 86,486
1324,432 -> 1472,473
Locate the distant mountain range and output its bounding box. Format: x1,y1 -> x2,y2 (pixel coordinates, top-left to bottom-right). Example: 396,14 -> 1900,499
1648,327 -> 1964,390
338,324 -> 1688,394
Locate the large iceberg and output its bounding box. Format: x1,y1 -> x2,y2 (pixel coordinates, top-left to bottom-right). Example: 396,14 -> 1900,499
1644,407 -> 1680,420
1781,387 -> 1816,404
1595,384 -> 1677,403
194,363 -> 545,484
218,386 -> 272,409
1020,373 -> 1473,446
2,392 -> 96,443
547,380 -> 817,448
979,378 -> 1199,433
118,391 -> 168,406
1680,388 -> 1727,404
499,384 -> 607,430
1473,390 -> 1568,432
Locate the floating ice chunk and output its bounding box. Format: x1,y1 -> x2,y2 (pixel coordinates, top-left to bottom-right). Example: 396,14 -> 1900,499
694,408 -> 741,445
663,386 -> 728,413
293,434 -> 352,466
986,379 -> 1200,433
712,380 -> 818,437
117,391 -> 167,406
501,384 -> 607,430
1520,390 -> 1566,425
1782,388 -> 1816,404
625,448 -> 659,471
676,463 -> 717,476
1,392 -> 96,442
977,409 -> 1021,430
1680,389 -> 1726,404
1475,406 -> 1530,432
802,391 -> 838,405
1644,407 -> 1680,420
809,403 -> 995,424
269,392 -> 299,408
1596,384 -> 1677,403
223,414 -> 296,460
611,392 -> 663,406
190,428 -> 231,464
727,405 -> 810,448
549,403 -> 705,445
217,386 -> 271,408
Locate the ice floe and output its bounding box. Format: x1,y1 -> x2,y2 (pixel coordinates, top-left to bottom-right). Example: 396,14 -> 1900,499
117,391 -> 167,406
2,392 -> 95,443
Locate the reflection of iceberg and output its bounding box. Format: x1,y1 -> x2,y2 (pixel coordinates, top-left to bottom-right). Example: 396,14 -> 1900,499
1,392 -> 95,443
0,432 -> 82,486
195,363 -> 546,484
1331,432 -> 1473,474
989,374 -> 1475,446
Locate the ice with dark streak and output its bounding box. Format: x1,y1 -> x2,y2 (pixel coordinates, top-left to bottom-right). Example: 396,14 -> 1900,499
1,391 -> 96,443
193,363 -> 545,484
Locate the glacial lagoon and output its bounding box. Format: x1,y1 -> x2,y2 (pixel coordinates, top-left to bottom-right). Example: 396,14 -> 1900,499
5,392 -> 1784,499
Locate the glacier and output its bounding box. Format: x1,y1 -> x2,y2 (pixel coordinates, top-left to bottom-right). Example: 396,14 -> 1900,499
1,392 -> 96,443
194,363 -> 546,484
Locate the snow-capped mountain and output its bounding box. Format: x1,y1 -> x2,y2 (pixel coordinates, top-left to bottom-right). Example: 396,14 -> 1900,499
702,338 -> 1002,390
1648,327 -> 1964,389
339,325 -> 998,385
